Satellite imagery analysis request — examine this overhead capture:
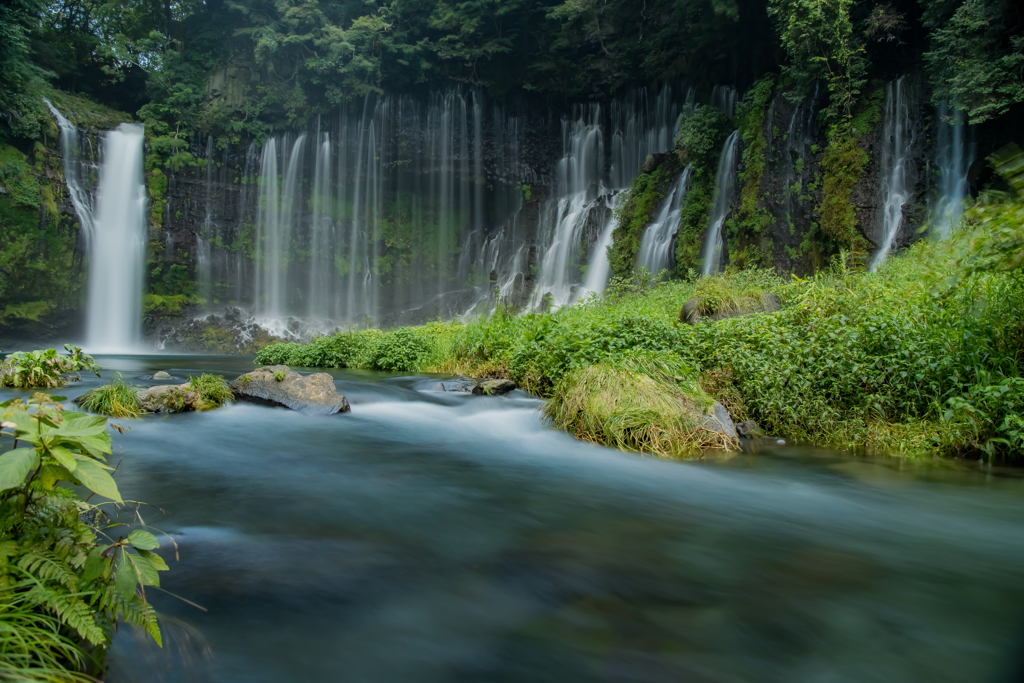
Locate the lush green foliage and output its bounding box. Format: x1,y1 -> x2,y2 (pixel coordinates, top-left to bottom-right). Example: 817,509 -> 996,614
0,347 -> 100,389
922,0 -> 1024,123
726,75 -> 775,268
187,374 -> 234,410
75,375 -> 142,418
256,324 -> 442,373
607,166 -> 671,279
0,394 -> 169,680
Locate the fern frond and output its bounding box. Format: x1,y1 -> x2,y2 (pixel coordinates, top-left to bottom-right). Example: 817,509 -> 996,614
23,585 -> 106,647
17,551 -> 78,590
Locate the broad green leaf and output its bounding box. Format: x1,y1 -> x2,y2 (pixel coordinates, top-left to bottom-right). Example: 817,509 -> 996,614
64,434 -> 113,459
48,445 -> 78,471
0,448 -> 39,491
80,547 -> 109,582
128,552 -> 161,587
38,465 -> 77,490
0,540 -> 19,561
73,458 -> 122,502
57,413 -> 108,435
115,554 -> 136,599
136,548 -> 169,572
6,412 -> 40,444
127,530 -> 159,550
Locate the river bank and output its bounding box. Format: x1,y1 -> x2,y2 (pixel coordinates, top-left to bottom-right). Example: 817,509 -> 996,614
4,354 -> 1024,683
255,227 -> 1024,461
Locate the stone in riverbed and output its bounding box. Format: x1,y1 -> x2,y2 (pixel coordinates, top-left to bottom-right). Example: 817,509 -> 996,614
701,401 -> 739,443
231,365 -> 350,415
137,384 -> 196,413
152,370 -> 172,379
472,379 -> 517,396
736,420 -> 764,438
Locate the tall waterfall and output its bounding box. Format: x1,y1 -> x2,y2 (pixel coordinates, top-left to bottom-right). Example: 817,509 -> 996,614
932,101 -> 973,237
701,131 -> 740,276
46,102 -> 146,351
86,124 -> 147,352
638,166 -> 691,275
870,78 -> 914,271
531,85 -> 690,309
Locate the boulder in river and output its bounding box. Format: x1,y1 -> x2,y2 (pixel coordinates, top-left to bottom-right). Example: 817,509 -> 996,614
441,377 -> 517,396
472,379 -> 517,396
137,384 -> 196,413
231,365 -> 351,415
152,370 -> 172,379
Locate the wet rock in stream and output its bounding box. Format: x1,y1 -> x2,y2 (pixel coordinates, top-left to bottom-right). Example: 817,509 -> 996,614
231,365 -> 351,415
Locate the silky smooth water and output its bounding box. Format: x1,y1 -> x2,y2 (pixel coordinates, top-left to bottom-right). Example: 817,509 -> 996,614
4,356 -> 1024,683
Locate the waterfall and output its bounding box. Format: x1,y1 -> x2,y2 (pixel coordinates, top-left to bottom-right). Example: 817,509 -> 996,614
530,105 -> 606,310
578,193 -> 622,300
308,128 -> 333,318
638,165 -> 691,275
701,132 -> 740,276
870,78 -> 914,271
86,124 -> 147,352
711,86 -> 739,118
932,100 -> 973,237
197,135 -> 214,304
43,99 -> 95,243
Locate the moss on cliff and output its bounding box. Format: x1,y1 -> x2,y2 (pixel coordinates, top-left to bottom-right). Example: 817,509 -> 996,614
607,165 -> 672,279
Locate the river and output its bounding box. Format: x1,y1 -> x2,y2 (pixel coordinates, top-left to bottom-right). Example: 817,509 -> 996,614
4,354 -> 1024,683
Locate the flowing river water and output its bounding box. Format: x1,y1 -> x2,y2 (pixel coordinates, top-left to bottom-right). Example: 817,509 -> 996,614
4,354 -> 1024,683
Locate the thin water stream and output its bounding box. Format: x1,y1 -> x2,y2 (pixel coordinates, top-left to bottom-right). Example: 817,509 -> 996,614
3,356 -> 1024,683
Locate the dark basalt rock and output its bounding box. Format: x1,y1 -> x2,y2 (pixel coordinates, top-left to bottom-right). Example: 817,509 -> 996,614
472,379 -> 517,396
231,365 -> 350,415
736,420 -> 764,438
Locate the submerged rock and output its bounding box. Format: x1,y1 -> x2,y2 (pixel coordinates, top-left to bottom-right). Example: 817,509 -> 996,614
137,384 -> 196,413
152,370 -> 172,379
472,379 -> 517,396
441,377 -> 517,396
701,401 -> 739,443
231,365 -> 350,415
736,420 -> 764,438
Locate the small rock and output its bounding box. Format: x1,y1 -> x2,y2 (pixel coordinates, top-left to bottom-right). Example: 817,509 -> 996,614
701,401 -> 738,442
472,379 -> 517,396
680,297 -> 702,324
152,370 -> 172,379
441,378 -> 478,393
736,420 -> 764,438
137,384 -> 196,413
776,439 -> 787,445
231,365 -> 350,415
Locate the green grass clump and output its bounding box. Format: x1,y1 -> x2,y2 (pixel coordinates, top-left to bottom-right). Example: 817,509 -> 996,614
188,373 -> 234,410
75,374 -> 142,418
544,351 -> 730,456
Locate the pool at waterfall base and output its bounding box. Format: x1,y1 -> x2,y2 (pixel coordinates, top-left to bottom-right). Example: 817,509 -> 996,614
4,355 -> 1024,683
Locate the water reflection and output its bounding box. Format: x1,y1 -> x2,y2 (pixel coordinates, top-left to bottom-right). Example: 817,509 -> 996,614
3,355 -> 1024,683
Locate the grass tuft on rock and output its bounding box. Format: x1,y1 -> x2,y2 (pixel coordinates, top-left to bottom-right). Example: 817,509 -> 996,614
75,374 -> 142,418
544,352 -> 729,457
188,374 -> 235,411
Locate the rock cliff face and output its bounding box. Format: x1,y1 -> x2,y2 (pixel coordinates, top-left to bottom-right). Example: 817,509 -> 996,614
18,74 -> 987,350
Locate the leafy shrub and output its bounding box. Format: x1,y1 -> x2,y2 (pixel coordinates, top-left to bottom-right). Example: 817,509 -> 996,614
369,328 -> 430,372
0,394 -> 170,679
75,374 -> 142,418
0,346 -> 101,389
